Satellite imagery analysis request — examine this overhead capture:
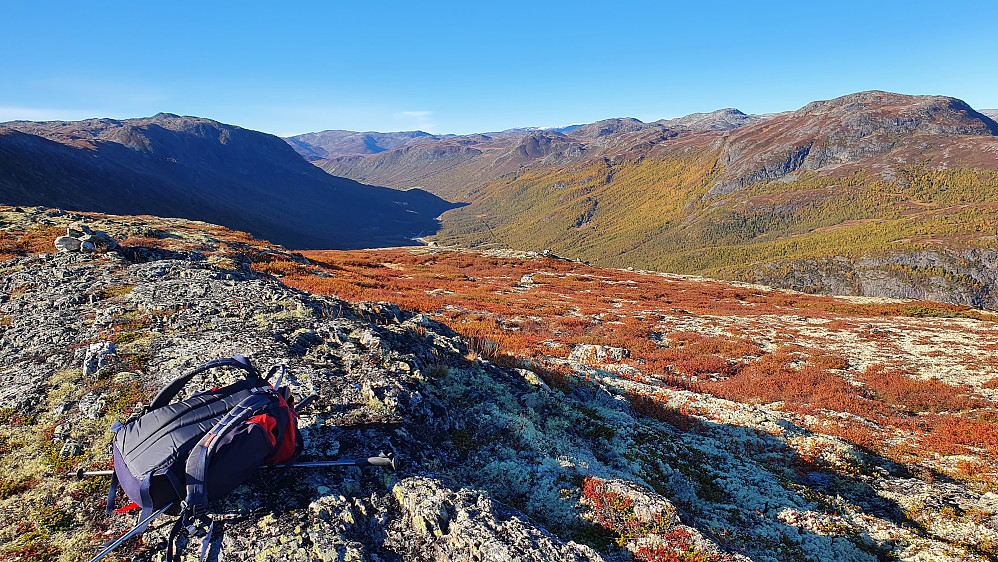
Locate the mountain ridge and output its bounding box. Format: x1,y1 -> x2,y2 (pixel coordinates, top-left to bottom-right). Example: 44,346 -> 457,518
0,114 -> 456,249
6,91 -> 998,308
425,91 -> 998,308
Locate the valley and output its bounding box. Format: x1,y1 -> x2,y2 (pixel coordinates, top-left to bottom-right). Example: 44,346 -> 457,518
288,92 -> 998,308
3,89 -> 998,561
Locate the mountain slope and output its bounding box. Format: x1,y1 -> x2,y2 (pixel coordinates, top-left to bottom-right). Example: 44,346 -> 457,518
429,92 -> 998,308
710,90 -> 998,196
308,110 -> 766,200
0,114 -> 455,249
3,207 -> 997,561
285,129 -> 436,160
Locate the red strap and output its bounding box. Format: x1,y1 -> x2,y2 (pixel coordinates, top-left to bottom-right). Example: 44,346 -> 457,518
114,502 -> 140,513
269,394 -> 299,464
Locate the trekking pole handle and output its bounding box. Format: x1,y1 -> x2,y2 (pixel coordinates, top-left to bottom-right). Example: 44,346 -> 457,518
78,469 -> 114,479
358,455 -> 397,470
294,394 -> 318,413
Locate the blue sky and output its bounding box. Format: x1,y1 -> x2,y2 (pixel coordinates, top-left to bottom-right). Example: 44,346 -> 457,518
2,0 -> 996,136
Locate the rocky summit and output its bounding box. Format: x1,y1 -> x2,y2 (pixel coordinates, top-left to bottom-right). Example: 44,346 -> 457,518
2,207 -> 998,562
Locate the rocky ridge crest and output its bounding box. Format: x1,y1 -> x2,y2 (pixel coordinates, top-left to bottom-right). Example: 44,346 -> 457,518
1,207 -> 996,561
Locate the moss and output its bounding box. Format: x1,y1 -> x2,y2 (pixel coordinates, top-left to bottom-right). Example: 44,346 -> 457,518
113,330 -> 150,345
565,521 -> 620,553
35,507 -> 75,532
78,475 -> 110,497
41,443 -> 83,473
0,408 -> 37,426
96,284 -> 135,300
0,476 -> 36,499
583,423 -> 616,441
0,531 -> 60,562
122,352 -> 152,371
449,428 -> 477,451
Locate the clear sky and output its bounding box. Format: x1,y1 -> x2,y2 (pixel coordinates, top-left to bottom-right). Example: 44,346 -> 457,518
1,0 -> 996,136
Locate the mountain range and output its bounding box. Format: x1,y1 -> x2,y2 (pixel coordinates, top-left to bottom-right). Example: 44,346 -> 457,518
290,108 -> 769,201
4,92 -> 998,561
4,91 -> 998,307
288,91 -> 998,307
0,114 -> 454,249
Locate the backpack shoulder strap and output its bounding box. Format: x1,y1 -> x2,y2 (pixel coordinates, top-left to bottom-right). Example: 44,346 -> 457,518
148,355 -> 259,412
167,390 -> 277,562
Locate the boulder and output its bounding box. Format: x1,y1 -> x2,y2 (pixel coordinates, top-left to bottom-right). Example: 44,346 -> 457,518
54,236 -> 83,253
83,341 -> 115,376
67,222 -> 94,237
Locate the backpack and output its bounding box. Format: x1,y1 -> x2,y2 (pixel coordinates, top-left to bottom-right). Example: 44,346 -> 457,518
105,355 -> 303,561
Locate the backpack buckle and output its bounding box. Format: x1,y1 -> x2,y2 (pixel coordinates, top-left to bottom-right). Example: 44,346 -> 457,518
180,506 -> 212,537
188,515 -> 212,538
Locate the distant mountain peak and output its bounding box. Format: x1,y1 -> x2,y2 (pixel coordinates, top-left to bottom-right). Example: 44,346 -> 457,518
284,129 -> 436,160
654,108 -> 764,131
0,114 -> 455,249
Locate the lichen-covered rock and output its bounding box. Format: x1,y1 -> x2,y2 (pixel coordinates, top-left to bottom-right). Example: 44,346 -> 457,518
54,235 -> 82,252
569,344 -> 629,365
389,477 -> 603,561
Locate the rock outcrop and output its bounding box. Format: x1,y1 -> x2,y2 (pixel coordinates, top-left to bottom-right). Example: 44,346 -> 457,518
710,91 -> 998,196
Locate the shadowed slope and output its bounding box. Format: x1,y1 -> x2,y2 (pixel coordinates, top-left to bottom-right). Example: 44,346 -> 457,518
0,114 -> 457,249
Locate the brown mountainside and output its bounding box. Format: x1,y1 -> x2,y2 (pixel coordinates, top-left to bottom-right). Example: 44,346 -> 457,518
420,91 -> 998,308
305,110 -> 766,200
710,91 -> 998,196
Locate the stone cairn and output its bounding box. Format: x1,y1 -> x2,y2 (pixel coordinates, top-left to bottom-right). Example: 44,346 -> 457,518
54,222 -> 119,253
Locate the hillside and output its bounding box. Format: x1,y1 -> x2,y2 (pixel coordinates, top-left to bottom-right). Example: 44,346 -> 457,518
304,110 -> 764,201
284,130 -> 436,160
0,114 -> 455,249
426,92 -> 998,308
2,207 -> 997,561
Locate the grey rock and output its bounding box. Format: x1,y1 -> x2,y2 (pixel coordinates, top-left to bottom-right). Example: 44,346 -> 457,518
67,222 -> 94,237
78,393 -> 107,419
60,441 -> 82,457
54,236 -> 83,253
53,401 -> 75,416
569,344 -> 629,364
83,341 -> 115,376
80,230 -> 118,251
388,477 -> 603,561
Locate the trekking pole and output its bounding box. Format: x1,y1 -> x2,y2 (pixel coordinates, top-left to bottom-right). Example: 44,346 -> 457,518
88,502 -> 173,562
292,455 -> 399,470
77,453 -> 398,479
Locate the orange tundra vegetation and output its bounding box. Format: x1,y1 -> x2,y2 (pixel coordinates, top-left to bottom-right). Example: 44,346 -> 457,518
11,214 -> 995,483
0,224 -> 65,261
234,246 -> 998,478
